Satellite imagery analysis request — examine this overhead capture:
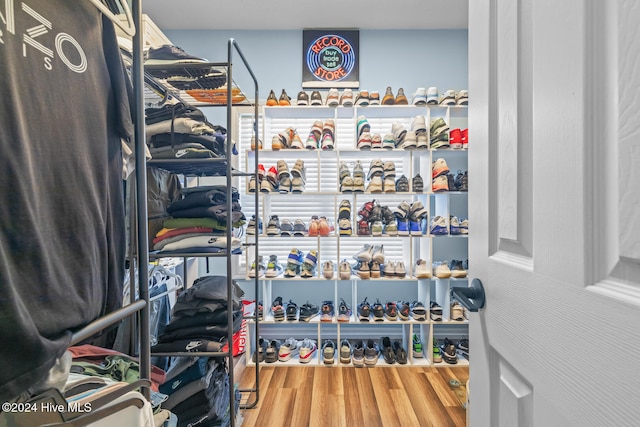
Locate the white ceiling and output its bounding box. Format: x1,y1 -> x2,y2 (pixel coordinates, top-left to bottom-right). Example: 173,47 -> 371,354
141,0 -> 468,31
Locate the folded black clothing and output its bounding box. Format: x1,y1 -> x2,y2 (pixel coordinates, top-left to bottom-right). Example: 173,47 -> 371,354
145,102 -> 209,126
167,205 -> 245,224
158,312 -> 243,343
181,185 -> 238,197
167,187 -> 238,212
149,143 -> 217,159
164,309 -> 236,333
159,357 -> 209,395
173,366 -> 231,423
149,132 -> 226,154
151,338 -> 224,354
176,275 -> 244,304
153,247 -> 242,256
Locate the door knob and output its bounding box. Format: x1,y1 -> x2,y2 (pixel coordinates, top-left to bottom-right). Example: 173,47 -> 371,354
451,278 -> 486,312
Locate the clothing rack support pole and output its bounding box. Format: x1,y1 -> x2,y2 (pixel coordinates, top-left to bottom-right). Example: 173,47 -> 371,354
132,0 -> 151,401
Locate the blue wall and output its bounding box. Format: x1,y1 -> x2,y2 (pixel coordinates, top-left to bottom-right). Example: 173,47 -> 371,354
163,29 -> 468,102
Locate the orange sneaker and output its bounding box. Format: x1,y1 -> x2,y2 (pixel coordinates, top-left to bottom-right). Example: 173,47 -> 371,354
432,158 -> 450,179
318,217 -> 331,237
279,89 -> 291,106
266,89 -> 278,106
308,216 -> 319,237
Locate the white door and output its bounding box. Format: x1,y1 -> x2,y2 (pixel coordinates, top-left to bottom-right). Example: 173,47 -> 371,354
468,0 -> 640,426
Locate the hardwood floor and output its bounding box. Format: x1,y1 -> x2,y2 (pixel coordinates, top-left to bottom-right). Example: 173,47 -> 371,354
238,365 -> 468,427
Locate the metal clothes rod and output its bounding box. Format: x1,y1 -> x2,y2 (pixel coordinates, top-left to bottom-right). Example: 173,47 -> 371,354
70,299 -> 146,345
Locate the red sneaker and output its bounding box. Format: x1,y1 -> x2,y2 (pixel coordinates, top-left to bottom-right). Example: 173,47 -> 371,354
461,128 -> 468,149
449,128 -> 463,149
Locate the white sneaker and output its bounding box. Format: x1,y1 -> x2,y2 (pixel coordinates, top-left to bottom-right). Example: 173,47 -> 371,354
326,88 -> 339,106
434,262 -> 452,279
440,89 -> 457,105
456,90 -> 468,105
354,244 -> 373,263
366,176 -> 383,193
398,130 -> 417,149
410,115 -> 427,133
340,89 -> 354,106
414,259 -> 431,279
395,261 -> 407,278
392,122 -> 407,144
322,260 -> 335,279
412,87 -> 427,105
426,86 -> 439,104
383,176 -> 396,193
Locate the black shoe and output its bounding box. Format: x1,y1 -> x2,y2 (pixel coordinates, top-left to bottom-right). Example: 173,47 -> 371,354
381,206 -> 395,225
454,170 -> 468,191
395,175 -> 410,192
442,338 -> 458,364
271,296 -> 285,321
286,300 -> 298,321
372,298 -> 385,321
265,339 -> 281,363
412,174 -> 424,193
393,340 -> 408,364
299,301 -> 319,322
252,337 -> 267,362
380,337 -> 395,364
297,91 -> 309,106
358,297 -> 371,321
447,173 -> 456,191
146,44 -> 207,64
310,90 -> 323,106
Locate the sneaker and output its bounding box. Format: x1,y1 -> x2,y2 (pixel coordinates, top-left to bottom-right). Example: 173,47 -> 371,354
410,200 -> 428,220
395,261 -> 407,278
322,260 -> 335,279
266,215 -> 281,236
308,216 -> 319,237
320,300 -> 334,322
395,88 -> 408,105
326,88 -> 339,107
370,261 -> 381,278
382,86 -> 395,105
322,340 -> 336,365
306,132 -> 319,150
451,301 -> 465,321
265,255 -> 283,278
284,248 -> 303,277
298,301 -> 319,322
248,176 -> 259,193
339,199 -> 352,219
372,299 -> 385,321
146,45 -> 207,65
278,337 -> 300,361
356,261 -> 370,279
391,122 -> 407,146
371,220 -> 383,236
367,159 -> 384,179
396,301 -> 411,321
426,86 -> 439,104
298,338 -> 317,364
414,259 -> 432,279
253,337 -> 267,363
384,219 -> 398,236
371,245 -> 385,264
340,89 -> 354,106
248,256 -> 265,278
357,218 -> 370,236
256,301 -> 264,321
291,159 -> 306,181
430,215 -> 449,235
357,199 -> 375,220
369,91 -> 380,105
442,338 -> 458,364
340,176 -> 354,193
246,215 -> 262,235
461,128 -> 469,148
358,298 -> 371,321
382,133 -> 396,150
357,132 -> 372,150
384,260 -> 396,277
456,90 -> 468,105
458,338 -> 469,357
449,216 -> 461,235
380,337 -> 395,364
417,132 -> 429,149
460,218 -> 469,235
338,218 -> 352,236
354,244 -> 373,263
395,175 -> 410,192
434,262 -> 452,279
250,136 -> 262,151
310,90 -> 323,105
384,301 -> 398,321
355,90 -> 370,106
432,158 -> 450,178
339,160 -> 351,179
296,91 -> 309,106
433,339 -> 443,363
292,219 -> 308,237
280,219 -> 294,236
410,115 -> 427,133
352,340 -> 365,367
260,176 -> 277,193
337,298 -> 352,322
300,249 -> 318,278
271,296 -> 285,321
450,128 -> 463,149
412,174 -> 424,193
409,218 -> 423,236
412,334 -> 424,358
412,87 -> 427,105
356,115 -> 371,137
340,340 -> 352,364
397,217 -> 409,236
398,130 -> 417,149
364,339 -> 380,366
432,175 -> 449,192
456,170 -> 469,192
285,300 -> 298,321
371,133 -> 382,149
430,301 -> 443,321
366,176 -> 383,193
290,133 -> 304,149
393,341 -> 408,365
278,89 -> 291,106
265,339 -> 281,363
322,120 -> 335,150
353,176 -> 366,192
440,89 -> 457,106
430,118 -> 450,148
447,173 -> 456,191
410,301 -> 427,321
266,89 -> 278,106
339,259 -> 352,279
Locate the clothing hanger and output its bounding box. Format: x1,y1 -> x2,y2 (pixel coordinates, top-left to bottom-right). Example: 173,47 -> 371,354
87,0 -> 136,37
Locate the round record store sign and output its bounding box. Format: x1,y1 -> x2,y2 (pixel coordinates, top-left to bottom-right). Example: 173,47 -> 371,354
303,30 -> 359,88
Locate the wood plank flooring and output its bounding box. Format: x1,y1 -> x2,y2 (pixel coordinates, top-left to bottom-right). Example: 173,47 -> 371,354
238,366 -> 468,427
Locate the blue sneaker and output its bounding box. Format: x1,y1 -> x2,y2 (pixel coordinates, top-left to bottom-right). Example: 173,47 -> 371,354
320,300 -> 335,322
409,220 -> 422,236
430,216 -> 449,235
397,218 -> 409,236
284,248 -> 304,277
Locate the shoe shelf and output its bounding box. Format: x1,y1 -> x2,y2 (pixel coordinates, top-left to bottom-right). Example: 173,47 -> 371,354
237,103 -> 468,370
